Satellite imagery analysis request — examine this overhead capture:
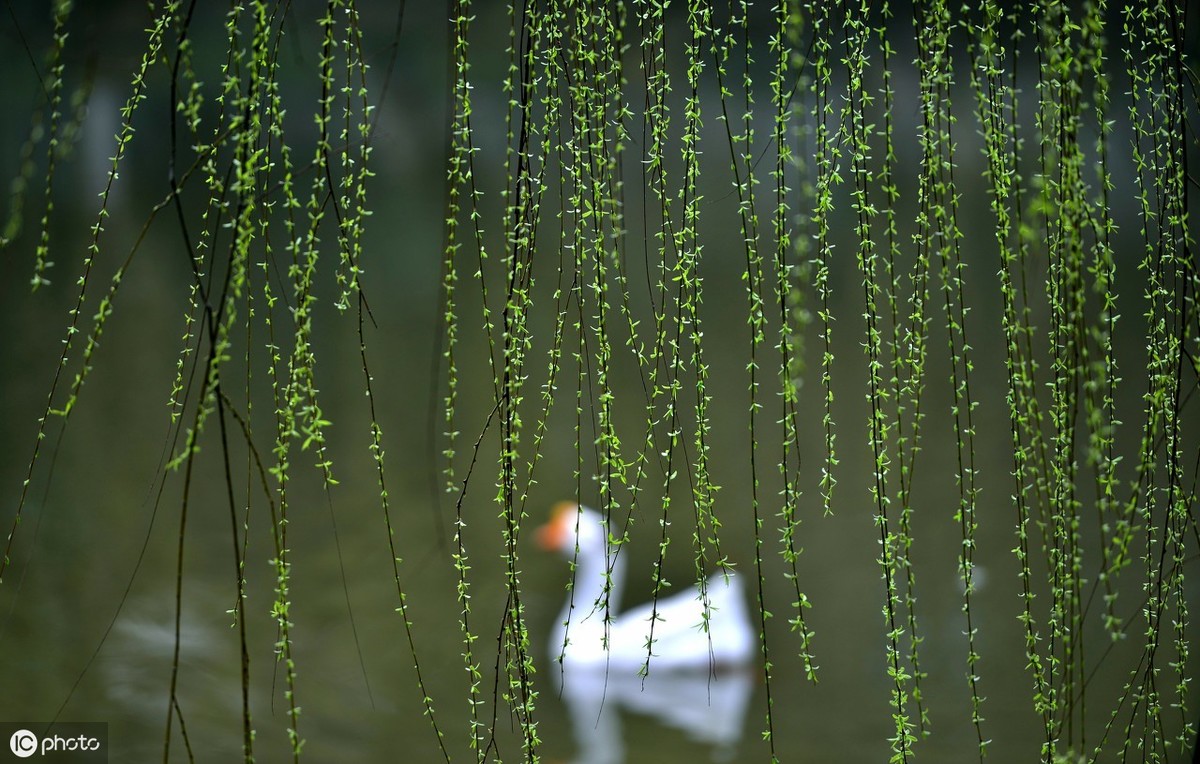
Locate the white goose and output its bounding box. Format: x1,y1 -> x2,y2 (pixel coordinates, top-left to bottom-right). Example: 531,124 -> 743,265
536,502 -> 756,674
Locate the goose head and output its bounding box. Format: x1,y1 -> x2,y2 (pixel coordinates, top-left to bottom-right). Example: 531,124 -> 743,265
535,502 -> 608,559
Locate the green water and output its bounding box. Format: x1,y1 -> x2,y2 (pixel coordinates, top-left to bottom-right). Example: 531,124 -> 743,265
1,2 -> 1196,762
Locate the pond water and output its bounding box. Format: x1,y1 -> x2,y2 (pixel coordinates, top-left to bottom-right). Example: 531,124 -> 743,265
1,2 -> 1197,763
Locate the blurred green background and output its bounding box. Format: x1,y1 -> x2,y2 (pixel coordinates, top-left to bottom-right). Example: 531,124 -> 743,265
1,1 -> 1196,762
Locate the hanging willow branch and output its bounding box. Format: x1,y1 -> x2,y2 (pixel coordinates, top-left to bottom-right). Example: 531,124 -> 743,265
1,0 -> 1197,762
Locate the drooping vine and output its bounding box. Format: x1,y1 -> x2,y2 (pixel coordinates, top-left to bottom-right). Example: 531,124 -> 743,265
2,2 -> 1197,763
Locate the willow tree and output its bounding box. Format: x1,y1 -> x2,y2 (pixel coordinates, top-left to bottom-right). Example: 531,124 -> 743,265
1,0 -> 1197,762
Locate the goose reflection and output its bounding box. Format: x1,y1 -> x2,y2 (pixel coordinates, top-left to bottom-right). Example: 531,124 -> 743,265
537,503 -> 756,763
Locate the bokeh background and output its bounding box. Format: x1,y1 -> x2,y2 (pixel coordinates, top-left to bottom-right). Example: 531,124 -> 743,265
1,1 -> 1197,762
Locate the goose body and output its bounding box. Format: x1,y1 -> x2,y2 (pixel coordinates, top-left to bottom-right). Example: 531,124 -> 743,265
537,503 -> 756,674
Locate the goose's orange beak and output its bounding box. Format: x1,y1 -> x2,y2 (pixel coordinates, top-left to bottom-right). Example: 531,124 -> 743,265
536,501 -> 576,552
